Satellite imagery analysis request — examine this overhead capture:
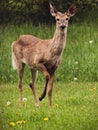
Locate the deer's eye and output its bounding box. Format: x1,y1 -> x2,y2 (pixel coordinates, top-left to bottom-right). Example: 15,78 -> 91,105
66,18 -> 69,21
56,18 -> 60,21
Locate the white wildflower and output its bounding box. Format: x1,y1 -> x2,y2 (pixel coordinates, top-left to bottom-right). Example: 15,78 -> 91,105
74,77 -> 78,81
75,61 -> 78,65
7,101 -> 11,106
89,40 -> 94,44
23,97 -> 27,102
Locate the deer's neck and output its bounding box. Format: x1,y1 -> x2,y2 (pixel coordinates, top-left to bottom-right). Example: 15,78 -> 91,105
49,28 -> 67,56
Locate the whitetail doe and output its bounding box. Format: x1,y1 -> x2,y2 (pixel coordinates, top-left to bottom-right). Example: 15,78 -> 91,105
12,4 -> 76,107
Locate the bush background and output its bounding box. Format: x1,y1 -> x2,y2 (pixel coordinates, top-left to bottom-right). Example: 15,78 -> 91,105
0,0 -> 98,24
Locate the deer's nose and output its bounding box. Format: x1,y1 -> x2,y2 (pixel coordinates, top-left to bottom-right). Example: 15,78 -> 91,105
61,25 -> 65,30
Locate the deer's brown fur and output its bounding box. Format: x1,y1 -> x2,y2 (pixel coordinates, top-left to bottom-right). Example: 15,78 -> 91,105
12,4 -> 76,106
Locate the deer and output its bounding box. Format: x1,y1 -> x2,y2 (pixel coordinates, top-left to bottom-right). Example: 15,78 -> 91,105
11,4 -> 76,107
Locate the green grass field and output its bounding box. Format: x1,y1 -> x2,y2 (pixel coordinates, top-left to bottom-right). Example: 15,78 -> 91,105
1,82 -> 98,130
0,21 -> 98,83
0,12 -> 98,130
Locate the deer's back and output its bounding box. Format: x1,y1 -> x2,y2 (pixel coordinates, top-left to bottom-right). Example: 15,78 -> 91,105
12,35 -> 53,66
17,35 -> 41,46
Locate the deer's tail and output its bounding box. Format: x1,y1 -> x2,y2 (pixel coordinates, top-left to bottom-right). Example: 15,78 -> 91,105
11,41 -> 18,70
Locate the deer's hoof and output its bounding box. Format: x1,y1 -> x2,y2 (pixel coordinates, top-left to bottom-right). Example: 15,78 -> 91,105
39,97 -> 42,101
29,83 -> 32,88
35,103 -> 39,107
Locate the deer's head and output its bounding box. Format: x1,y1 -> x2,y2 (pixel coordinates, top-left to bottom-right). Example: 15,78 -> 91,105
50,4 -> 76,31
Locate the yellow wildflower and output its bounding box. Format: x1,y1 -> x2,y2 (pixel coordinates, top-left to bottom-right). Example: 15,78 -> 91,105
43,117 -> 49,121
89,86 -> 96,91
10,122 -> 15,126
16,112 -> 19,115
54,104 -> 58,108
16,120 -> 26,125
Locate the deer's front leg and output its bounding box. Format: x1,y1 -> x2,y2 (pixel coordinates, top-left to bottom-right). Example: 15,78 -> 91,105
36,63 -> 50,81
47,75 -> 54,106
36,63 -> 50,101
47,64 -> 57,106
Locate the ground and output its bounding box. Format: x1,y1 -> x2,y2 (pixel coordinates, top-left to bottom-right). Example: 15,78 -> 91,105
0,82 -> 98,130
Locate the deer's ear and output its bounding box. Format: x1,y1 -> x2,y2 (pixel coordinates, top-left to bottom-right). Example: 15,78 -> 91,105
67,5 -> 76,17
50,3 -> 57,16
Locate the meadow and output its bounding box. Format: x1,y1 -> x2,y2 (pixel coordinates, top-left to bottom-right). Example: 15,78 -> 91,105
0,20 -> 98,83
1,82 -> 98,130
0,14 -> 98,130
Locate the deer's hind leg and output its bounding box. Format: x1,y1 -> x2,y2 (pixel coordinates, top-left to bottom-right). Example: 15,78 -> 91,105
29,69 -> 39,107
17,63 -> 25,106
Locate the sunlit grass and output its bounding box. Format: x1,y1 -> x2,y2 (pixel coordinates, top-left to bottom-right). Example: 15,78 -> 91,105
0,82 -> 98,130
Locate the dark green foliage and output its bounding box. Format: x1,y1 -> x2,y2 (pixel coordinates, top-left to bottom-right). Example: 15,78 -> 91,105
0,0 -> 98,24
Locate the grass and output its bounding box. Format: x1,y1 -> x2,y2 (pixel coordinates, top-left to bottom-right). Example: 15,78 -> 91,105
0,10 -> 98,130
1,82 -> 98,130
0,20 -> 98,83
